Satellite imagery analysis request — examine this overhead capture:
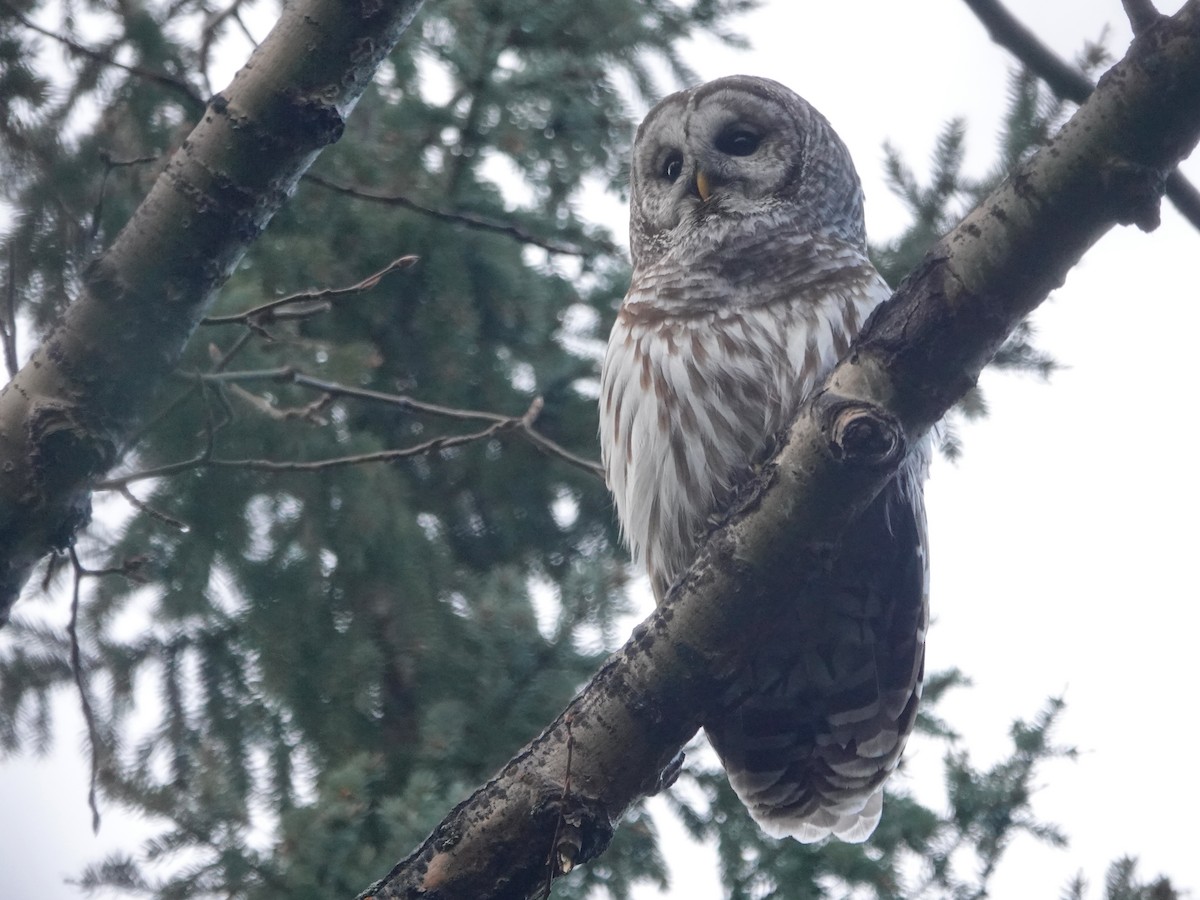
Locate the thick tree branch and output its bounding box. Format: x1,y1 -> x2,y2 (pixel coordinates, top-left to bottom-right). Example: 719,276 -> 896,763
0,0 -> 428,623
361,6 -> 1200,898
961,0 -> 1200,229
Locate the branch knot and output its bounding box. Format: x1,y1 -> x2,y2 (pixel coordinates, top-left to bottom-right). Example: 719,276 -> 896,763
822,398 -> 906,469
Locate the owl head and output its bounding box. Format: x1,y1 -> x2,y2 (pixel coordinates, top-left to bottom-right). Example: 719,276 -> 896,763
628,75 -> 867,266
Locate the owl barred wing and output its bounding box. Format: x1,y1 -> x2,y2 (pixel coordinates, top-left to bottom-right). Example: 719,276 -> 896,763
704,464 -> 928,842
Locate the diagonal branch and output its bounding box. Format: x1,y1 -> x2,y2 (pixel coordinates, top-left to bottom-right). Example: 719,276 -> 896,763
960,0 -> 1200,230
359,5 -> 1200,897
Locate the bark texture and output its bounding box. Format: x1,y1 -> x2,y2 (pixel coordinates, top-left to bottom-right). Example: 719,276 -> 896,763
0,0 -> 426,620
362,5 -> 1200,898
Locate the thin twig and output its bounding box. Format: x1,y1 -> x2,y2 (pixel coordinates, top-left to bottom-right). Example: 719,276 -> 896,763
204,367 -> 514,422
90,152 -> 160,242
201,255 -> 418,326
303,173 -> 615,257
97,398 -> 561,487
517,424 -> 605,480
544,713 -> 577,898
960,0 -> 1200,231
198,367 -> 606,478
1,0 -> 204,106
225,383 -> 333,423
2,244 -> 19,378
198,0 -> 255,93
67,548 -> 103,835
117,485 -> 190,532
127,329 -> 256,449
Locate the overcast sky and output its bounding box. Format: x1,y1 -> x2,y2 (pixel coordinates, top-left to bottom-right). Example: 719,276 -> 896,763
3,2 -> 1198,899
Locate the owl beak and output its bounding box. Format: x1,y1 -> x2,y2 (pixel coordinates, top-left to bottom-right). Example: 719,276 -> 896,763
694,169 -> 712,202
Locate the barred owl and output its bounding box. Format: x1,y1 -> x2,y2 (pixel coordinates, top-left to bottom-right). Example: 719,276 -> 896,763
600,76 -> 930,842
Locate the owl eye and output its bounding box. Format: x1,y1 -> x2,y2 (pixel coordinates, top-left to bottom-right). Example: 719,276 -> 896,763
661,151 -> 684,182
715,128 -> 761,156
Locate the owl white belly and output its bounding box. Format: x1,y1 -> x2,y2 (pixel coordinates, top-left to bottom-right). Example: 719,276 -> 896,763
600,285 -> 880,602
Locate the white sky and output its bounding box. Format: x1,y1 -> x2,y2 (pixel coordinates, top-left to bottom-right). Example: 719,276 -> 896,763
3,2 -> 1198,899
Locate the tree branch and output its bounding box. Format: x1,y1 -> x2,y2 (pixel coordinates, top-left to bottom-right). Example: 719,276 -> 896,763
96,397 -> 552,485
103,367 -> 605,484
0,0 -> 429,624
360,6 -> 1200,897
960,0 -> 1200,230
200,255 -> 419,326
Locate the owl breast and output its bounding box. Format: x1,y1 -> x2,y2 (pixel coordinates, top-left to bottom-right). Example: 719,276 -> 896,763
600,266 -> 884,602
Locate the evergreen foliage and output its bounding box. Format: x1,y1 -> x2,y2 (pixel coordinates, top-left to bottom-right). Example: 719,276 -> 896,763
0,2 -> 1179,898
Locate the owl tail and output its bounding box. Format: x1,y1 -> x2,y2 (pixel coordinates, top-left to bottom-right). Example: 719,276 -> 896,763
707,697 -> 909,843
716,745 -> 886,842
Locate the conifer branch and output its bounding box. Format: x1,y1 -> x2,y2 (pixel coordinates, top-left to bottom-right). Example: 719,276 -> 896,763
361,6 -> 1200,896
960,0 -> 1200,231
303,173 -> 616,257
0,1 -> 205,107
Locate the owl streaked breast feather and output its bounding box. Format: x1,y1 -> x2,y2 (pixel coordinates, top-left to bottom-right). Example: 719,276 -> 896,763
600,75 -> 930,843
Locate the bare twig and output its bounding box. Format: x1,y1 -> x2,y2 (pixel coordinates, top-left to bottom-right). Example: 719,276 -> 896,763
2,245 -> 19,378
127,330 -> 256,449
0,0 -> 204,106
67,548 -> 102,834
226,384 -> 333,423
97,398 -> 552,487
201,255 -> 419,326
960,0 -> 1200,231
116,485 -> 190,533
302,173 -> 615,257
198,367 -> 606,477
90,152 -> 161,242
544,713 -> 578,898
198,0 -> 256,92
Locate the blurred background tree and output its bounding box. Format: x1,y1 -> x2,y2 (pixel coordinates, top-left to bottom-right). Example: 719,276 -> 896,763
0,1 -> 1184,898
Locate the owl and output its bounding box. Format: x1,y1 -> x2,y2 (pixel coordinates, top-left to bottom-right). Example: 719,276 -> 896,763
600,76 -> 930,843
